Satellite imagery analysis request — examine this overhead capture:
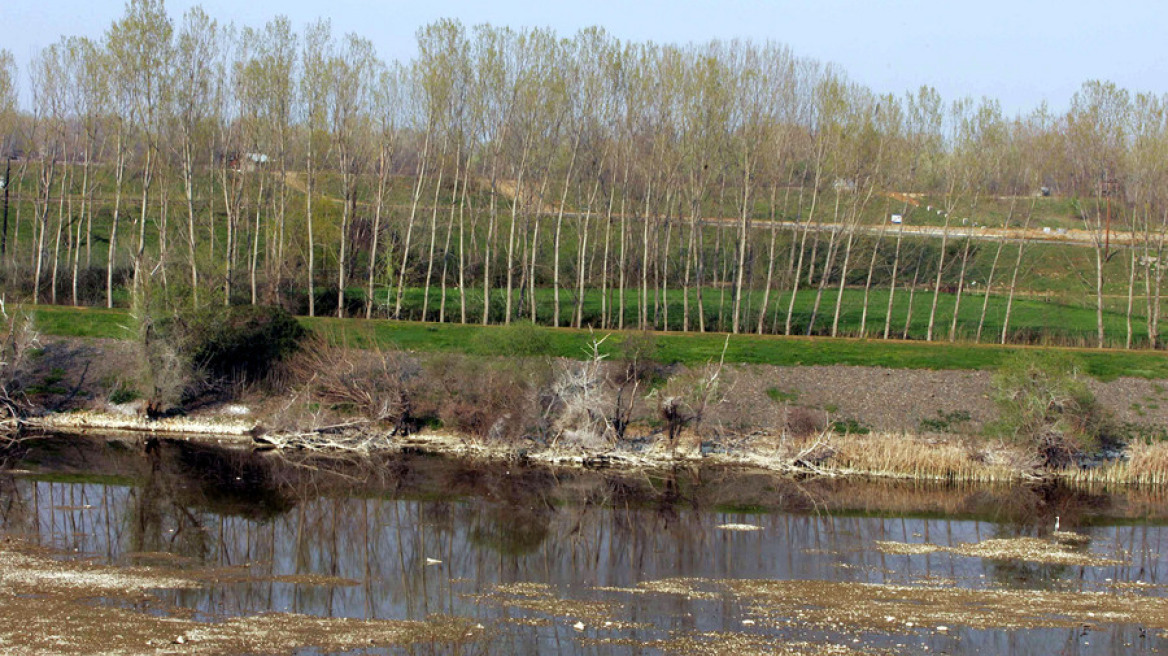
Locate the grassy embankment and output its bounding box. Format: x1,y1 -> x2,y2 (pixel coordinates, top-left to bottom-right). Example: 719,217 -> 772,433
26,303 -> 1168,381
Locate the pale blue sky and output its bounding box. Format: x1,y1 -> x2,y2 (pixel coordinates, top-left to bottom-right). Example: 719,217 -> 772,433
4,0 -> 1166,116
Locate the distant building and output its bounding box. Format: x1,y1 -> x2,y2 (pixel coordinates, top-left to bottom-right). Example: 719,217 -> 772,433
226,152 -> 271,172
832,177 -> 856,192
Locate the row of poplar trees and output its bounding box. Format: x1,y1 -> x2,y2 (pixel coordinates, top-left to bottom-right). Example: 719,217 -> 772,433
0,0 -> 1166,347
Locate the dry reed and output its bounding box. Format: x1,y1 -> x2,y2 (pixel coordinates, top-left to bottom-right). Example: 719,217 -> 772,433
1061,439 -> 1168,486
824,432 -> 1031,483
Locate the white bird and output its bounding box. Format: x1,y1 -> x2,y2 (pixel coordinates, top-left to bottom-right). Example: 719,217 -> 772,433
1054,516 -> 1060,533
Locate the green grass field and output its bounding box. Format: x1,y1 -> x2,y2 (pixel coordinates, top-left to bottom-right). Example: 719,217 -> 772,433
366,283 -> 1154,348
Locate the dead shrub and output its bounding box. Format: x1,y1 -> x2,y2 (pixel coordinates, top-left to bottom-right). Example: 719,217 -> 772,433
545,338 -> 647,448
287,336 -> 421,435
784,406 -> 828,439
421,353 -> 549,443
0,298 -> 38,422
650,339 -> 732,454
547,356 -> 611,448
598,333 -> 662,441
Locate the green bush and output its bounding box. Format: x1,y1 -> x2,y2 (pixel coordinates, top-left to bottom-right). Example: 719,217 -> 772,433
766,387 -> 800,403
831,418 -> 870,435
919,409 -> 972,433
108,385 -> 140,405
178,305 -> 305,382
989,352 -> 1110,467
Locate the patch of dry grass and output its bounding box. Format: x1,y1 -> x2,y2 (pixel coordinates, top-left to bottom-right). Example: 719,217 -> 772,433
608,576 -> 1168,634
875,537 -> 1122,567
618,632 -> 884,655
471,581 -> 623,626
0,539 -> 483,656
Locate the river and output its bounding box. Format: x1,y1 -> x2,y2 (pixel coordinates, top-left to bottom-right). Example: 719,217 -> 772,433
1,433 -> 1166,655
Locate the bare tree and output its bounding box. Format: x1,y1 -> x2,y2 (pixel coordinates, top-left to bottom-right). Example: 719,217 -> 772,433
1066,81 -> 1131,348
175,8 -> 224,305
107,0 -> 174,295
300,19 -> 334,316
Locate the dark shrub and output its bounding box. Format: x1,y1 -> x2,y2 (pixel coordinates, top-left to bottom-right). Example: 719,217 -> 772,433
67,266 -> 134,306
173,305 -> 305,383
312,288 -> 366,318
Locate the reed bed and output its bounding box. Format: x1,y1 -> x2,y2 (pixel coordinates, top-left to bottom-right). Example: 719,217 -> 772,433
824,432 -> 1168,488
1119,440 -> 1168,485
824,432 -> 1032,483
1060,440 -> 1168,486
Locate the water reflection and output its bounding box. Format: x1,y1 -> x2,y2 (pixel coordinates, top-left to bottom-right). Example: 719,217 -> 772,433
1,434 -> 1166,655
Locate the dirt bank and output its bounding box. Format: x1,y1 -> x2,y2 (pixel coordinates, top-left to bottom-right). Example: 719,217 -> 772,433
22,336 -> 1168,437
11,336 -> 1168,484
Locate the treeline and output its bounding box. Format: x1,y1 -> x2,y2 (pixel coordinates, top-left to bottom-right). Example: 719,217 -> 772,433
0,0 -> 1166,348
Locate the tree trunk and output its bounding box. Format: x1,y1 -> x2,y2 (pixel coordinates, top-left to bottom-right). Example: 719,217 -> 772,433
1126,244 -> 1136,349
948,237 -> 973,342
1001,204 -> 1034,344
395,129 -> 432,319
365,144 -> 390,319
421,139 -> 448,321
786,168 -> 821,335
553,138 -> 579,327
1094,244 -> 1106,348
926,209 -> 954,342
860,225 -> 885,338
32,160 -> 55,305
575,166 -> 604,328
904,251 -> 926,339
640,180 -> 653,330
807,191 -> 842,335
757,186 -> 779,335
732,155 -> 752,334
439,149 -> 463,324
976,199 -> 1016,342
107,129 -> 126,309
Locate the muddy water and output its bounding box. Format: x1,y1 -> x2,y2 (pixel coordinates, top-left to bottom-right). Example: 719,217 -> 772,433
2,435 -> 1168,655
